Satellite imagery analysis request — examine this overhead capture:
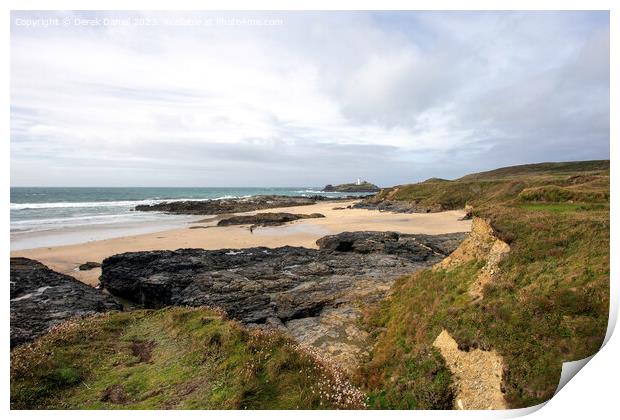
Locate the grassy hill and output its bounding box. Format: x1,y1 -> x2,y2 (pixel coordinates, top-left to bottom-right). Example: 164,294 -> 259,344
372,160 -> 609,212
459,160 -> 609,181
358,160 -> 610,408
11,307 -> 365,409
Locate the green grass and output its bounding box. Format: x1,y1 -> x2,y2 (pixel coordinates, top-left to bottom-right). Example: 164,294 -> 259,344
375,176 -> 609,213
358,262 -> 483,409
453,205 -> 607,407
517,185 -> 609,203
517,203 -> 609,213
11,307 -> 365,409
359,161 -> 609,409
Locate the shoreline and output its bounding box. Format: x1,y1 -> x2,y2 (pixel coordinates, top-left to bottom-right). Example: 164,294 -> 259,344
11,200 -> 472,286
10,194 -> 370,250
10,213 -> 204,251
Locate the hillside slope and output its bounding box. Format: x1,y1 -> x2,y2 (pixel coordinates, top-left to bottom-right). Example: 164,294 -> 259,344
364,160 -> 609,213
459,160 -> 609,181
358,160 -> 609,408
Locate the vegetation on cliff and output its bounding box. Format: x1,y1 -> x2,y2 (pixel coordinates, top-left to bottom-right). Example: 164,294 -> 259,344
11,307 -> 365,409
359,160 -> 609,408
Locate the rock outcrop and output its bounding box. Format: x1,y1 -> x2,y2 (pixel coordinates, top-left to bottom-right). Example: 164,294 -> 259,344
353,199 -> 442,214
433,330 -> 507,410
316,231 -> 464,257
433,217 -> 510,300
135,195 -> 359,215
217,212 -> 325,227
79,261 -> 102,271
100,231 -> 466,370
323,181 -> 380,193
10,258 -> 122,348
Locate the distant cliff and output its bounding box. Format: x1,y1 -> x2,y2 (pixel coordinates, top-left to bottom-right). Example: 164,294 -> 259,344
323,181 -> 380,192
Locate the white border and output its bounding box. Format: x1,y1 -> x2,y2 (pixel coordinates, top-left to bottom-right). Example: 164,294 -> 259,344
2,1 -> 616,420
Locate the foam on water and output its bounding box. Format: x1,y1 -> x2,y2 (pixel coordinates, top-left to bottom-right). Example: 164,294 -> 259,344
10,187 -> 370,249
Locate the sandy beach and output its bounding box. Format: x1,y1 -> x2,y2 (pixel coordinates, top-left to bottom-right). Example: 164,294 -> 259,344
11,200 -> 471,286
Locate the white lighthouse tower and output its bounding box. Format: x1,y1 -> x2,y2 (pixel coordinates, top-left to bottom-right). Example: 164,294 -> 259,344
356,177 -> 361,185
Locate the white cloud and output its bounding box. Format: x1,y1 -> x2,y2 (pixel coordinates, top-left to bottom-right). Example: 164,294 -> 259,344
10,11 -> 609,186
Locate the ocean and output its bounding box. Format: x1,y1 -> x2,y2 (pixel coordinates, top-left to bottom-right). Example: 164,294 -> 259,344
10,187 -> 365,250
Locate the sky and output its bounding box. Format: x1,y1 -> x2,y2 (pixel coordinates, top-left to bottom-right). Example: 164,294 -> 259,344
10,11 -> 610,187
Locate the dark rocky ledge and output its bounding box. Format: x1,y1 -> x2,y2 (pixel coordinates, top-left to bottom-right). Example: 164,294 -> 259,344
352,200 -> 443,214
217,212 -> 325,227
134,195 -> 370,216
10,258 -> 122,348
100,231 -> 466,324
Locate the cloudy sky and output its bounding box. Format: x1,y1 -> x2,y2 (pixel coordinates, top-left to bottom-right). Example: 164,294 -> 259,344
11,11 -> 609,187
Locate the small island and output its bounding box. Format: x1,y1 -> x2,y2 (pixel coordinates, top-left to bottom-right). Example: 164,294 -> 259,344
323,178 -> 380,192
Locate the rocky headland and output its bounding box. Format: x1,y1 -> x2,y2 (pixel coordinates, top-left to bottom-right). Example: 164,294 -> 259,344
134,194 -> 366,215
10,258 -> 121,348
323,181 -> 380,193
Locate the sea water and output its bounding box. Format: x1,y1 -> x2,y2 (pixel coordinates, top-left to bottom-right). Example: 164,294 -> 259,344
10,187 -> 365,250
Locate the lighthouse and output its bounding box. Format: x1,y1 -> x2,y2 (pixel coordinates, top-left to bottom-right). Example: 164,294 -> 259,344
356,177 -> 361,185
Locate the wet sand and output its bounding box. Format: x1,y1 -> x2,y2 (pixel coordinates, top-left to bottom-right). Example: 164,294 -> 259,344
11,200 -> 471,286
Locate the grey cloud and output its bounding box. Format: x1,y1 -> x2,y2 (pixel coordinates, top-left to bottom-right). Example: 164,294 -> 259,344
10,11 -> 609,187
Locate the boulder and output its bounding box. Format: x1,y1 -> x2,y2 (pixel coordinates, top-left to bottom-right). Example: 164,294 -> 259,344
10,258 -> 122,348
79,261 -> 102,271
217,212 -> 324,227
459,205 -> 474,220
